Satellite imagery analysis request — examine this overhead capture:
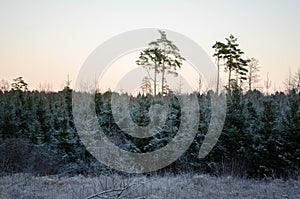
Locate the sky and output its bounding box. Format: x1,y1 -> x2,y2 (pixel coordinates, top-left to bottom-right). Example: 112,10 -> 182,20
0,0 -> 299,92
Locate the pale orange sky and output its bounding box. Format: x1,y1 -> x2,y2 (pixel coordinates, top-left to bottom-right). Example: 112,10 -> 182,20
0,0 -> 299,92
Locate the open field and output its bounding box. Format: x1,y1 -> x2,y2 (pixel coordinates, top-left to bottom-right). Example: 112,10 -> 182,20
0,173 -> 299,199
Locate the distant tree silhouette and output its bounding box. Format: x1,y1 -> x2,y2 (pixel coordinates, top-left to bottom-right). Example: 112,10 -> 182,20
212,41 -> 227,94
140,76 -> 152,95
0,79 -> 10,92
136,30 -> 185,96
11,77 -> 28,91
213,35 -> 250,93
247,58 -> 260,91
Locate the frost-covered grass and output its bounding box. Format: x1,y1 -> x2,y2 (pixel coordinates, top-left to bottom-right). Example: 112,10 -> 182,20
0,173 -> 299,199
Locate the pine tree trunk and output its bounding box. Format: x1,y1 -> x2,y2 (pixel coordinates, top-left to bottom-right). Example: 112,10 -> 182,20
154,65 -> 157,97
216,57 -> 220,94
249,74 -> 252,91
161,68 -> 165,95
228,69 -> 232,94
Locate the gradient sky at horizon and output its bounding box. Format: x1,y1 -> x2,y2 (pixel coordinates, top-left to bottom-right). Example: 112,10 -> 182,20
0,0 -> 299,92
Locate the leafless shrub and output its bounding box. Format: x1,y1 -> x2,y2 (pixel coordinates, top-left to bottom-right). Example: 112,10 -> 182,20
0,138 -> 59,176
0,138 -> 31,173
27,146 -> 59,175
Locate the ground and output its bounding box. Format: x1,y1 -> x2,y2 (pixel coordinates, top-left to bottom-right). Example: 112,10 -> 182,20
0,173 -> 299,199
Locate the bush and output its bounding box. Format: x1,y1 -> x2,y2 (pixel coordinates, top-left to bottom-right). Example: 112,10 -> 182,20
0,138 -> 60,176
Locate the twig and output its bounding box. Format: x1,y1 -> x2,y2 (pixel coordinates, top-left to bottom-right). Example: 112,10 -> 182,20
118,180 -> 149,199
85,180 -> 149,199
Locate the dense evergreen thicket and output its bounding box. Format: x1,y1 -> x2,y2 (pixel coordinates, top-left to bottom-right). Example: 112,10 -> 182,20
0,86 -> 299,178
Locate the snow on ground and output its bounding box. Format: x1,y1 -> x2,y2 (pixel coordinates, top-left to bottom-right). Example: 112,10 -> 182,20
0,173 -> 299,199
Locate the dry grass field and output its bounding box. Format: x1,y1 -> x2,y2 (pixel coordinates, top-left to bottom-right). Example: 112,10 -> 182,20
0,173 -> 299,199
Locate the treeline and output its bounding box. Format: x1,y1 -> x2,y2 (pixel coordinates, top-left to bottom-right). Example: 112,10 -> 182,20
0,85 -> 299,178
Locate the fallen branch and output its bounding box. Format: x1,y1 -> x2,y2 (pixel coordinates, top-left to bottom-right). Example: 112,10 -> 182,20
85,180 -> 149,199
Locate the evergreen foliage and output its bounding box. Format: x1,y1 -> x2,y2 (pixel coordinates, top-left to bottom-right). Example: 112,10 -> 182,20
0,86 -> 299,178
